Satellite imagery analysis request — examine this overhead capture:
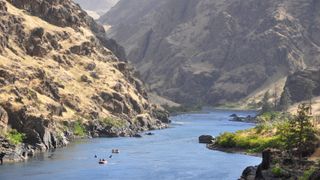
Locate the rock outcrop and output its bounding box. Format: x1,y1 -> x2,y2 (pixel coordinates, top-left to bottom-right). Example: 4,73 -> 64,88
283,68 -> 320,103
101,0 -> 320,105
240,149 -> 318,180
0,0 -> 168,163
198,135 -> 214,144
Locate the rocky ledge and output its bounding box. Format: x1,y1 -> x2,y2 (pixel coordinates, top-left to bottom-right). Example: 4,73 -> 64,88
240,149 -> 320,180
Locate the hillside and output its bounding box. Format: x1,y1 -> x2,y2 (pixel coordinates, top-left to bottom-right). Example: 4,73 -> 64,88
0,0 -> 167,162
100,0 -> 320,106
74,0 -> 119,18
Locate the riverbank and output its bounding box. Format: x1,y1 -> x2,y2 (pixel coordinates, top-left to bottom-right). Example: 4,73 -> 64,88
207,144 -> 261,157
207,109 -> 320,179
0,118 -> 168,164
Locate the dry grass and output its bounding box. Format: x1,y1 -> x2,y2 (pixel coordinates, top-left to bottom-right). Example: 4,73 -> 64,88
0,1 -> 150,124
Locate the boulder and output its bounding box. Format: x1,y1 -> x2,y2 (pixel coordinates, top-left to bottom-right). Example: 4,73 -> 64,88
132,133 -> 142,138
240,166 -> 257,180
80,75 -> 91,83
85,62 -> 96,71
145,132 -> 154,136
198,135 -> 214,144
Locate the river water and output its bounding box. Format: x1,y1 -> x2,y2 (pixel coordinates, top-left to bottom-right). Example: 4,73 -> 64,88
0,109 -> 261,180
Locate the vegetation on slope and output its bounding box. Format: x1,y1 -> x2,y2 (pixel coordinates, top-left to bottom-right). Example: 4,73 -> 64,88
216,105 -> 318,156
5,129 -> 26,145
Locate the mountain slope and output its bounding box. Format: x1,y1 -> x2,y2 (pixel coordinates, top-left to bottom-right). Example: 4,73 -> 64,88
74,0 -> 119,16
0,0 -> 167,162
100,0 -> 320,105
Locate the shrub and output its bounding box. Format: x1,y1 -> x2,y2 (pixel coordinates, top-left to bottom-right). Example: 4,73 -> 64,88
216,127 -> 283,152
299,167 -> 316,180
271,165 -> 284,177
73,121 -> 86,137
216,132 -> 236,148
100,117 -> 126,128
5,129 -> 26,145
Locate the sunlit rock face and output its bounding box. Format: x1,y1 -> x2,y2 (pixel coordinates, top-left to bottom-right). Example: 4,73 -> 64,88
101,0 -> 320,105
0,0 -> 167,161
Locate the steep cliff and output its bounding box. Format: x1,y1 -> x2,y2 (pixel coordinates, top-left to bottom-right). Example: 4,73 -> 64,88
285,68 -> 320,103
101,0 -> 320,105
0,0 -> 167,162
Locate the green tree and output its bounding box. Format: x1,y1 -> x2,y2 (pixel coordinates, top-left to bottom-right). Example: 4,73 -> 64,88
278,104 -> 316,160
305,80 -> 315,115
278,87 -> 292,111
261,91 -> 273,113
272,85 -> 279,110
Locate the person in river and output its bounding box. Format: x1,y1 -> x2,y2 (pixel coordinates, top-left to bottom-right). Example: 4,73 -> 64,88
0,152 -> 5,165
94,155 -> 97,158
109,155 -> 112,158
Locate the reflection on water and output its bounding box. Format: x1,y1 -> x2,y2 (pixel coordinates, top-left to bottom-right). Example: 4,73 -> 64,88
0,109 -> 261,180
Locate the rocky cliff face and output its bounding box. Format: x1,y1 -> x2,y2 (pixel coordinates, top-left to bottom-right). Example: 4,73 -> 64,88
0,0 -> 167,162
101,0 -> 320,105
284,68 -> 320,103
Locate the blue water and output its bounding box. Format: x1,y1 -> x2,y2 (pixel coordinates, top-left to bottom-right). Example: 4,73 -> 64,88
0,109 -> 261,180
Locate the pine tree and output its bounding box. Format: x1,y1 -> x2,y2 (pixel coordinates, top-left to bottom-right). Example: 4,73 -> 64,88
261,91 -> 272,113
305,80 -> 314,115
279,104 -> 316,160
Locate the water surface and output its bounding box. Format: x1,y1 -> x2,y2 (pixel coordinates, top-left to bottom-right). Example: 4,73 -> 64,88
0,109 -> 261,180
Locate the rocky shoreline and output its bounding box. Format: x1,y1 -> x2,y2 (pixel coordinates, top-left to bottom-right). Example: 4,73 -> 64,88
206,143 -> 261,157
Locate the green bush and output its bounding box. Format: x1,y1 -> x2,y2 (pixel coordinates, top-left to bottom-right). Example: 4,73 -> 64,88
100,117 -> 126,128
216,132 -> 236,148
299,168 -> 316,180
5,129 -> 26,145
216,127 -> 283,152
271,165 -> 284,177
73,121 -> 86,137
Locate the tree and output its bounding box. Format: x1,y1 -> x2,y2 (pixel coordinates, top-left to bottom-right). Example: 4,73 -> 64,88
305,80 -> 315,115
261,91 -> 273,113
278,87 -> 292,111
272,85 -> 279,110
279,104 -> 316,160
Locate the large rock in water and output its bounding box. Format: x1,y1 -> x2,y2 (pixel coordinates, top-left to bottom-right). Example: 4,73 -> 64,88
101,0 -> 320,105
198,135 -> 214,144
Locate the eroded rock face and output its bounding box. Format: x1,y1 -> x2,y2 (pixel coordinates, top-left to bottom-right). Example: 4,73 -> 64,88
283,68 -> 320,103
102,0 -> 320,105
9,0 -> 126,60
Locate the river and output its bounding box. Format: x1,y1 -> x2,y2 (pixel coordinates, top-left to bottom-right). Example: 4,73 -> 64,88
0,109 -> 261,180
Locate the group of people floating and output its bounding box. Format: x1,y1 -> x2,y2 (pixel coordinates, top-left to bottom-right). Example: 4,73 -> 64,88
96,149 -> 120,165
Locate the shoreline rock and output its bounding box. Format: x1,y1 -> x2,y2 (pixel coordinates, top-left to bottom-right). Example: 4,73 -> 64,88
199,135 -> 215,144
229,114 -> 257,123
